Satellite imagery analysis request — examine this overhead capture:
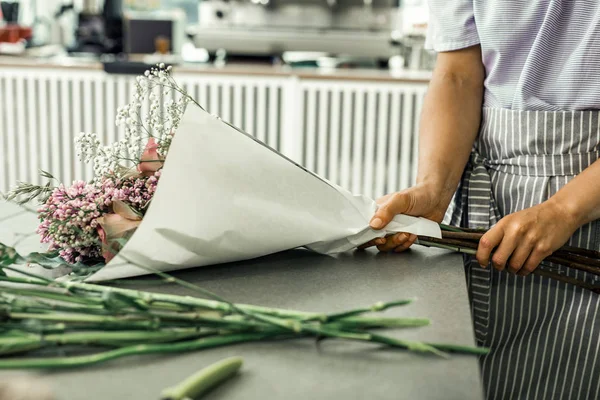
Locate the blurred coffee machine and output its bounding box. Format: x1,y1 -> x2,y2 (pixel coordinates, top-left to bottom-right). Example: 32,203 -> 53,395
68,0 -> 123,54
192,0 -> 402,63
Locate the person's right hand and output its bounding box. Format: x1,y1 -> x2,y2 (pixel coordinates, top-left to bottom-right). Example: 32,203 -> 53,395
358,183 -> 450,253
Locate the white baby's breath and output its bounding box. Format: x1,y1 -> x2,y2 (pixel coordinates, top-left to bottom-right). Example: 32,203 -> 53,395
77,64 -> 190,180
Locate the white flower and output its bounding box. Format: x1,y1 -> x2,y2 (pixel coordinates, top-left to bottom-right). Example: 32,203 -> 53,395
76,66 -> 190,180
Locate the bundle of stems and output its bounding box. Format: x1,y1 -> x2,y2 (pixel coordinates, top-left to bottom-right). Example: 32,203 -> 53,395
0,265 -> 487,369
416,225 -> 600,293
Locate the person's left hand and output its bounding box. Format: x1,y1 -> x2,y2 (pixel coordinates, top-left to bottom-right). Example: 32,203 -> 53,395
476,200 -> 580,276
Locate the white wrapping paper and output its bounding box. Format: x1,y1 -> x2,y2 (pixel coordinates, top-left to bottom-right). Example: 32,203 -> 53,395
87,106 -> 441,281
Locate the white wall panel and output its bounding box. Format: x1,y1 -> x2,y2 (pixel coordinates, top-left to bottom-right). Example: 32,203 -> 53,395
0,68 -> 428,200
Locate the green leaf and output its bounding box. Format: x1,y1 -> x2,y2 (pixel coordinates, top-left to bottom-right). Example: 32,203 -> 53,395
0,243 -> 25,266
0,242 -> 105,278
38,169 -> 58,181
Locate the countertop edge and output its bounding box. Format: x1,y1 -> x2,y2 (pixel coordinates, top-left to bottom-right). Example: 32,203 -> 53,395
0,57 -> 432,83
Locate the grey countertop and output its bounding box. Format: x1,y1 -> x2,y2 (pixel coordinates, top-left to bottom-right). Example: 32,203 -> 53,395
0,201 -> 482,400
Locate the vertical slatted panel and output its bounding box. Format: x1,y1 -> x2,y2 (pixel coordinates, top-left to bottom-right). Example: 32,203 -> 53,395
175,75 -> 289,151
328,88 -> 341,186
192,82 -> 200,111
412,89 -> 426,186
363,90 -> 377,196
351,89 -> 365,194
244,84 -> 255,136
83,77 -> 95,179
38,77 -> 50,184
15,76 -> 27,185
375,90 -> 389,199
280,77 -> 302,162
105,76 -> 117,145
232,83 -> 243,128
0,68 -> 428,202
209,84 -> 219,116
299,80 -> 427,198
49,77 -> 61,180
316,90 -> 329,178
268,84 -> 279,150
61,78 -> 73,184
200,81 -> 210,112
304,88 -> 317,172
256,85 -> 267,143
339,89 -> 352,190
222,83 -> 232,123
93,77 -> 110,156
399,92 -> 414,190
0,77 -> 7,192
386,91 -> 402,195
141,77 -> 153,141
72,76 -> 85,180
25,74 -> 39,185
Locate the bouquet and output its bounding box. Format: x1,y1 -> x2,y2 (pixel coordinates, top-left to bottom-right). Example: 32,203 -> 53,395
3,64 -> 440,281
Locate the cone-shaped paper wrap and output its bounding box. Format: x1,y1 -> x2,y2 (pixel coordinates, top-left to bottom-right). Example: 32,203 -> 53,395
88,105 -> 441,281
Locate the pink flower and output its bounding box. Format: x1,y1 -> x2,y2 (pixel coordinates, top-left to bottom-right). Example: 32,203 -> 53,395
96,200 -> 142,263
96,225 -> 112,262
37,181 -> 107,263
137,138 -> 164,175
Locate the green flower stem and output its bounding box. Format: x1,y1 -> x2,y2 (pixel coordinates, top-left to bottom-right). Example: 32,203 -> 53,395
1,322 -> 68,334
328,317 -> 430,330
533,269 -> 600,294
160,357 -> 243,400
347,331 -> 488,357
0,287 -> 103,306
2,290 -> 431,335
72,281 -> 320,319
440,224 -> 600,261
0,264 -> 490,365
1,296 -> 110,317
417,239 -> 475,254
303,326 -> 372,341
6,310 -> 278,333
0,275 -> 47,286
147,311 -> 268,330
368,334 -> 449,358
315,300 -> 415,322
552,251 -> 600,269
1,274 -> 414,325
0,265 -> 53,284
417,240 -> 600,293
422,342 -> 490,355
0,333 -> 273,370
0,343 -> 46,356
438,224 -> 466,233
560,245 -> 600,260
439,225 -> 485,233
238,311 -> 370,341
6,312 -> 159,329
0,329 -> 217,351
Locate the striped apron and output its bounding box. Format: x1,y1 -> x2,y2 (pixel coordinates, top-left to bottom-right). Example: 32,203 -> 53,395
445,108 -> 600,400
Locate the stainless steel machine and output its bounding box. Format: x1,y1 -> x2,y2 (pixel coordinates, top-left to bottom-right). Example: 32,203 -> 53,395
191,0 -> 403,62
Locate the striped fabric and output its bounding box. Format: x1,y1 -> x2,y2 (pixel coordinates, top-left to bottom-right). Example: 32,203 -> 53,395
425,1 -> 600,111
445,108 -> 600,400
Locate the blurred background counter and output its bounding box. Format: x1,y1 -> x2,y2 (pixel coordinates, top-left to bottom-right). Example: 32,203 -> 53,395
0,0 -> 434,201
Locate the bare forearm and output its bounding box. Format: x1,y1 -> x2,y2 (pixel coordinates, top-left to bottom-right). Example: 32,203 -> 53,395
548,158 -> 600,227
416,46 -> 485,206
